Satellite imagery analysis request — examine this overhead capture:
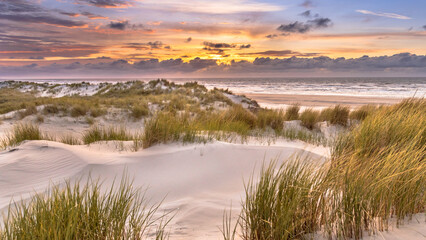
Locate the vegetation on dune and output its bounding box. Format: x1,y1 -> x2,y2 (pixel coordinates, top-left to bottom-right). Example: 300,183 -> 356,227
1,123 -> 46,149
229,98 -> 425,240
284,104 -> 300,121
349,104 -> 378,121
0,80 -> 413,149
0,177 -> 172,240
83,125 -> 133,144
241,159 -> 325,240
299,108 -> 320,130
320,105 -> 350,126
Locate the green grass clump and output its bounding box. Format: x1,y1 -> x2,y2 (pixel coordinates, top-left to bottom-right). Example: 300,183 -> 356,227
222,105 -> 257,128
240,159 -> 325,240
70,105 -> 88,117
83,125 -> 133,144
60,134 -> 81,145
141,112 -> 197,148
299,108 -> 320,130
284,104 -> 300,121
255,109 -> 285,132
130,103 -> 149,119
1,123 -> 44,149
320,105 -> 349,126
0,177 -> 171,239
232,99 -> 425,240
323,99 -> 426,239
349,104 -> 377,121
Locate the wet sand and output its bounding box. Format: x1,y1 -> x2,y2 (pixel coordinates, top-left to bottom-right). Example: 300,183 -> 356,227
244,93 -> 403,108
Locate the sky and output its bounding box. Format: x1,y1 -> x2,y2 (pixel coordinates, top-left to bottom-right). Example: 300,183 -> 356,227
0,0 -> 425,78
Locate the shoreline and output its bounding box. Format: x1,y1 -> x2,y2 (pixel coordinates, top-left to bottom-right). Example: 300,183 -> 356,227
243,93 -> 404,108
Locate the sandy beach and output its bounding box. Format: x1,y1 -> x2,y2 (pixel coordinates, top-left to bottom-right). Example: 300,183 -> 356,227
244,93 -> 404,108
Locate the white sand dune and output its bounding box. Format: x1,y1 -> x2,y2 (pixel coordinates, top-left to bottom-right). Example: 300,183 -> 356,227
0,140 -> 424,239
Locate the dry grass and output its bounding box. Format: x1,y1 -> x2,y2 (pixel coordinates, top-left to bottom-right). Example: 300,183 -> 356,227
284,104 -> 300,121
1,123 -> 44,149
299,108 -> 320,130
83,125 -> 133,144
232,99 -> 425,240
0,176 -> 172,239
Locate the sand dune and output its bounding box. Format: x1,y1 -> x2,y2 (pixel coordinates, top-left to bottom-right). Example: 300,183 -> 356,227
1,140 -> 424,239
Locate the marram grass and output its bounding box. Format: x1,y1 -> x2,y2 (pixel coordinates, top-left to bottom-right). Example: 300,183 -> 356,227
0,177 -> 172,240
230,98 -> 425,240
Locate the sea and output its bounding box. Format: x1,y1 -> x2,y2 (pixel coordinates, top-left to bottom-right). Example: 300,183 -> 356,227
3,77 -> 426,99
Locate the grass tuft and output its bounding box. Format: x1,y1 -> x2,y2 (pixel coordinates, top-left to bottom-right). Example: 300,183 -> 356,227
299,108 -> 320,130
83,125 -> 133,144
284,104 -> 300,121
1,123 -> 43,149
320,105 -> 349,126
0,176 -> 172,239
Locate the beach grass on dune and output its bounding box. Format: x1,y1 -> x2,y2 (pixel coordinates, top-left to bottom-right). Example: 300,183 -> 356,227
234,98 -> 425,240
0,177 -> 171,240
299,108 -> 320,130
240,159 -> 325,240
320,105 -> 350,126
1,123 -> 44,149
83,125 -> 133,144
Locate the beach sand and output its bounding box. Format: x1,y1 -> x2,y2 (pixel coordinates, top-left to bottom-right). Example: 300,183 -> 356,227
244,93 -> 403,108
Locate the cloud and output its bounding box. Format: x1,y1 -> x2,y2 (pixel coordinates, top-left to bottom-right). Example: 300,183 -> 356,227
300,0 -> 314,8
277,21 -> 310,33
266,34 -> 278,39
139,0 -> 284,14
0,14 -> 87,28
203,42 -> 236,49
81,12 -> 107,19
59,12 -> 80,17
241,50 -> 317,57
277,17 -> 332,34
0,33 -> 102,59
123,41 -> 170,50
2,53 -> 426,77
299,10 -> 311,18
356,10 -> 411,20
185,37 -> 192,43
28,56 -> 45,59
0,0 -> 42,13
75,0 -> 133,8
107,20 -> 148,31
239,44 -> 251,49
0,0 -> 87,28
108,20 -> 128,30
